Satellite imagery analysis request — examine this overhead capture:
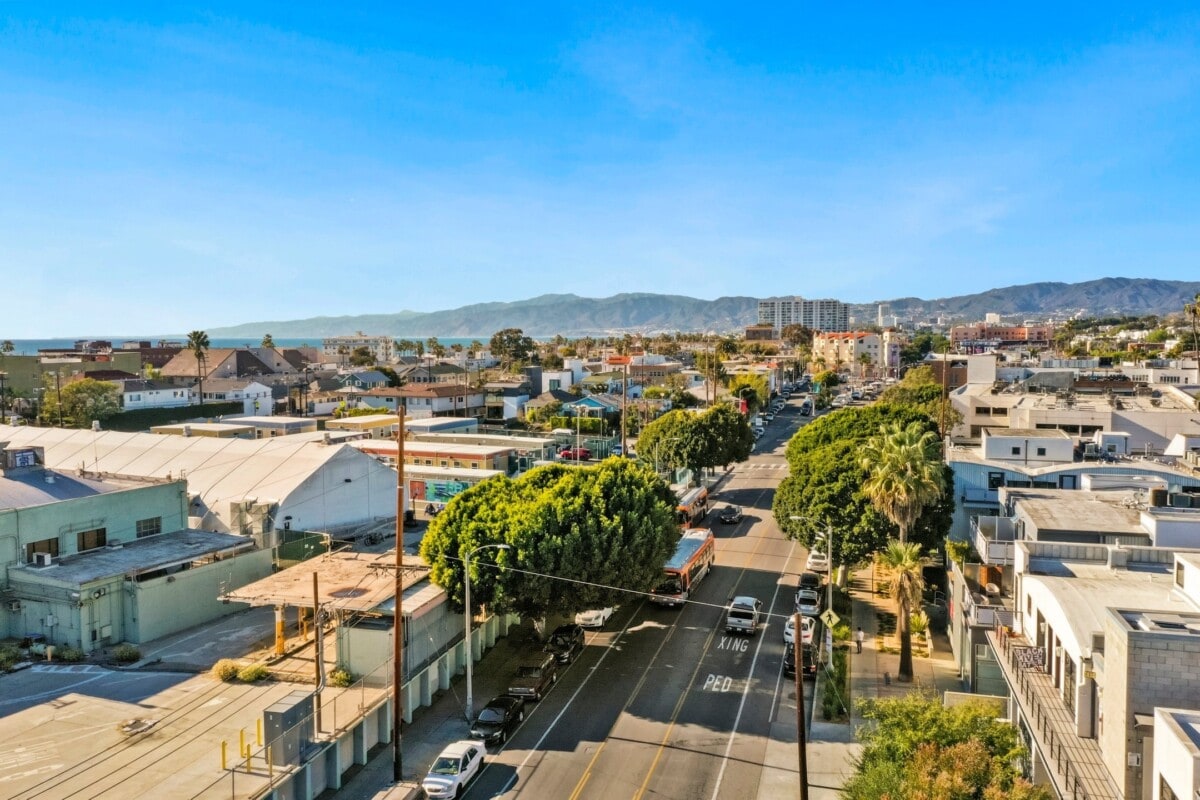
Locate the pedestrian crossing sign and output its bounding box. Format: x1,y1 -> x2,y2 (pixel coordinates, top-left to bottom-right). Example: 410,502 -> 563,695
820,609 -> 840,629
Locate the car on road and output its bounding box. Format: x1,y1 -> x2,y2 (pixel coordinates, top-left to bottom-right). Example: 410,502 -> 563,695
574,606 -> 616,628
507,652 -> 559,701
544,623 -> 585,664
724,596 -> 763,635
718,504 -> 744,524
783,642 -> 818,679
805,550 -> 830,573
784,614 -> 816,644
559,447 -> 592,460
422,740 -> 486,798
611,444 -> 623,457
468,695 -> 525,746
794,589 -> 822,617
798,571 -> 823,591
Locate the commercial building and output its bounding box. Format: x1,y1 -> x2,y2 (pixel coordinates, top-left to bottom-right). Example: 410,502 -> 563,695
757,297 -> 849,335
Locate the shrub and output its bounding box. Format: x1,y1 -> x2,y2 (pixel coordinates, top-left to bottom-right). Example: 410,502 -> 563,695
211,659 -> 241,682
910,611 -> 930,636
237,664 -> 272,683
57,646 -> 85,663
329,667 -> 355,688
112,644 -> 141,664
0,643 -> 21,671
832,622 -> 851,643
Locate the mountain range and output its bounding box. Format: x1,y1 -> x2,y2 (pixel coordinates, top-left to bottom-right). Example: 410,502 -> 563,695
208,278 -> 1200,338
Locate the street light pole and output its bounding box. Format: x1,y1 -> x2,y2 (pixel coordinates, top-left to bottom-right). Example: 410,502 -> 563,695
464,543 -> 511,722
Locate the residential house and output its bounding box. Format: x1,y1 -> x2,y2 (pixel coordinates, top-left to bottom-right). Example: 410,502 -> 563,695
199,379 -> 274,415
361,384 -> 483,420
117,379 -> 193,410
158,347 -> 301,391
337,370 -> 391,391
811,330 -> 903,377
482,379 -> 530,422
395,363 -> 467,385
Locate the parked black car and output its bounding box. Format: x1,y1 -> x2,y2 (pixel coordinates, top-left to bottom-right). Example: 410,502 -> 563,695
783,642 -> 818,679
718,505 -> 744,524
468,694 -> 525,745
798,571 -> 823,591
544,623 -> 585,664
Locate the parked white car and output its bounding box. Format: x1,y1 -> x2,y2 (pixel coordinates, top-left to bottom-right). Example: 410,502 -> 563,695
575,607 -> 616,629
422,740 -> 486,798
805,550 -> 830,573
784,615 -> 816,644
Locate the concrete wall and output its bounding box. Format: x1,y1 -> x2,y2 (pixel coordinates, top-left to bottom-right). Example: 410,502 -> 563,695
128,548 -> 274,644
1153,708 -> 1200,800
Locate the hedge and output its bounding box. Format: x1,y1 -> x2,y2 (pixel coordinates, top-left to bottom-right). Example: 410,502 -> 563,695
103,402 -> 245,432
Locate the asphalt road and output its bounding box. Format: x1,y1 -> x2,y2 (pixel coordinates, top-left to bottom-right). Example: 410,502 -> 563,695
463,400 -> 815,800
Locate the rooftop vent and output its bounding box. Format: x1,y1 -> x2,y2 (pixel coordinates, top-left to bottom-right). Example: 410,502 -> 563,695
106,539 -> 123,550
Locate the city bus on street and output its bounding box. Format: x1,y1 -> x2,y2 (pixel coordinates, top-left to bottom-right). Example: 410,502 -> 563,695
675,486 -> 709,528
650,528 -> 716,607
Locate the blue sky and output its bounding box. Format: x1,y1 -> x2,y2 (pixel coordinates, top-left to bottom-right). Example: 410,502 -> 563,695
2,3 -> 1199,336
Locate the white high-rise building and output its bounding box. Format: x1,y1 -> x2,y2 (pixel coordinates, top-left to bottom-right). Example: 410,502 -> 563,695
757,297 -> 849,334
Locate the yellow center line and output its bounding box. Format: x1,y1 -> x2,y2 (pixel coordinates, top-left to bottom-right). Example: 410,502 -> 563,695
630,482 -> 778,800
568,600 -> 680,800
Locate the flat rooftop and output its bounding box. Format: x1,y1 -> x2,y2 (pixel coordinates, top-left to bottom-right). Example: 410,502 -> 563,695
0,467 -> 150,509
151,422 -> 254,432
225,550 -> 430,611
349,440 -> 512,456
985,427 -> 1072,439
1005,488 -> 1148,536
12,529 -> 253,585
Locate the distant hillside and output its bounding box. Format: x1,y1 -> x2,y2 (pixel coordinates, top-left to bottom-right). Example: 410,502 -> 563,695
210,278 -> 1200,338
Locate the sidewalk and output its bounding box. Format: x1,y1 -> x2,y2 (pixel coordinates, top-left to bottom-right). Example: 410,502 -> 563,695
778,567 -> 963,799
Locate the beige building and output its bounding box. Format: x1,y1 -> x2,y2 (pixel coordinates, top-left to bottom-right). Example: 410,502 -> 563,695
810,330 -> 903,376
321,333 -> 395,364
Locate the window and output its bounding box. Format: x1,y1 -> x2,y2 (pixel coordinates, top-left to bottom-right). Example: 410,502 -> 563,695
1036,447 -> 1046,456
77,527 -> 107,552
987,472 -> 1005,490
136,516 -> 163,538
25,538 -> 59,561
1011,446 -> 1021,456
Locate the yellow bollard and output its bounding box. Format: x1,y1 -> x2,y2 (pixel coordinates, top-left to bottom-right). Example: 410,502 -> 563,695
256,719 -> 263,746
267,747 -> 273,779
221,740 -> 227,771
239,728 -> 245,757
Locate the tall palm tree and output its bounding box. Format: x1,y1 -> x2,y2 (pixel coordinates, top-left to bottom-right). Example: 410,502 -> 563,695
879,540 -> 925,682
1186,292 -> 1200,361
186,330 -> 210,407
860,421 -> 945,544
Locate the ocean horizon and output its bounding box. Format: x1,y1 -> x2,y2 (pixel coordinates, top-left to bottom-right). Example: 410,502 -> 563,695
1,336 -> 488,356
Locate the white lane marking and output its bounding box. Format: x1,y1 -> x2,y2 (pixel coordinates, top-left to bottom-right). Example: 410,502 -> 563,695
709,538 -> 798,800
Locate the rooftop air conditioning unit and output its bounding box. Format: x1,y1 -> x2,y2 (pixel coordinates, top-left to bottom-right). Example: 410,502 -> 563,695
7,600 -> 20,612
33,552 -> 54,567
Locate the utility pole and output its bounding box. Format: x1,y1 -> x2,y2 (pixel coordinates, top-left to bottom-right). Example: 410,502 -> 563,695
392,405 -> 406,783
794,610 -> 811,800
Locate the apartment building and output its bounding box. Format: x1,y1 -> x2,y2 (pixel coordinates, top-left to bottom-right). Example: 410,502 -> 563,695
321,333 -> 395,364
757,297 -> 849,334
947,484 -> 1200,800
950,321 -> 1055,349
810,330 -> 903,376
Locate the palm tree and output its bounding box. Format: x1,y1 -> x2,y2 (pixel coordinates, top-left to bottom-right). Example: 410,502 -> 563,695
1185,292 -> 1200,361
878,540 -> 925,682
186,330 -> 210,406
860,421 -> 945,544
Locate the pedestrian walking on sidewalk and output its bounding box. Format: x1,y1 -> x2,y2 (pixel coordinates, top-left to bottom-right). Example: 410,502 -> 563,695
855,626 -> 864,653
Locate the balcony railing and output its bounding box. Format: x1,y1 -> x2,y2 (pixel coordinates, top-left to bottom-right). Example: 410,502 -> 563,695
971,516 -> 1016,565
988,625 -> 1120,800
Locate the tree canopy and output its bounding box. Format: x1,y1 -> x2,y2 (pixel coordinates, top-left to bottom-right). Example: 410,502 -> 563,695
636,405 -> 753,481
844,693 -> 1049,800
419,459 -> 679,620
43,378 -> 121,428
726,373 -> 768,413
861,420 -> 947,545
772,404 -> 953,564
349,346 -> 375,367
490,328 -> 536,367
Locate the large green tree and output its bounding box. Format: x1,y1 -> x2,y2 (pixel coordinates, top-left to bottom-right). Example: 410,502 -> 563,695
772,405 -> 953,565
43,378 -> 121,428
860,420 -> 946,545
637,405 -> 752,481
844,693 -> 1048,800
726,373 -> 768,413
186,330 -> 210,404
420,459 -> 678,622
490,328 -> 535,368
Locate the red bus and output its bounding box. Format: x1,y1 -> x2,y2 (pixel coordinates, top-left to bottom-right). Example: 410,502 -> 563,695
650,528 -> 716,607
676,486 -> 709,528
